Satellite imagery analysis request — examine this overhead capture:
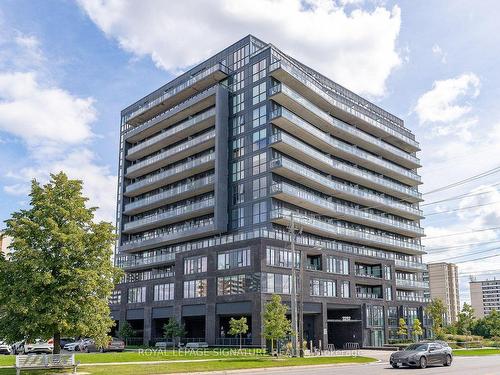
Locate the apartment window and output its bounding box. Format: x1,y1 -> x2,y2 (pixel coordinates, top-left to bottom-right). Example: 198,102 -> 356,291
231,70 -> 245,91
184,255 -> 207,275
311,279 -> 336,297
384,265 -> 392,280
252,176 -> 267,199
252,59 -> 267,82
183,279 -> 207,298
232,92 -> 245,113
325,256 -> 349,275
252,82 -> 266,105
386,286 -> 393,301
109,290 -> 121,305
128,286 -> 146,303
253,201 -> 267,224
403,307 -> 418,326
266,246 -> 299,268
366,305 -> 384,327
252,129 -> 267,151
217,248 -> 251,270
232,207 -> 245,228
252,152 -> 267,175
232,183 -> 245,204
232,137 -> 245,158
233,44 -> 249,70
232,160 -> 245,181
388,306 -> 398,327
232,115 -> 245,136
154,283 -> 174,301
341,281 -> 350,298
217,274 -> 246,295
252,105 -> 267,128
262,273 -> 291,294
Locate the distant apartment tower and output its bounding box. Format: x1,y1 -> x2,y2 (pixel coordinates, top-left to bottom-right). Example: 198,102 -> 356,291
426,263 -> 460,324
0,230 -> 13,258
470,279 -> 500,318
112,35 -> 429,348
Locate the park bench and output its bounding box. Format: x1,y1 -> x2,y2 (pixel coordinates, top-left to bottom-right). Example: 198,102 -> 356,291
15,354 -> 78,375
185,342 -> 208,348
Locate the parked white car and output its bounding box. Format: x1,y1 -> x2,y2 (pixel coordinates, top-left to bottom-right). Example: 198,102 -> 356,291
64,339 -> 90,352
0,341 -> 11,355
24,339 -> 53,354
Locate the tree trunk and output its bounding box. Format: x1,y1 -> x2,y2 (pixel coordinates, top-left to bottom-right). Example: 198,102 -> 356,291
239,333 -> 242,349
53,331 -> 61,354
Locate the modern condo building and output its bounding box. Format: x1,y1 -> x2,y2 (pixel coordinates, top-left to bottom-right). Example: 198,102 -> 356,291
111,35 -> 430,348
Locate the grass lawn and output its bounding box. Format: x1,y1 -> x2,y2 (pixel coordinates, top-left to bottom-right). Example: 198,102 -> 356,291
0,356 -> 375,375
453,348 -> 500,356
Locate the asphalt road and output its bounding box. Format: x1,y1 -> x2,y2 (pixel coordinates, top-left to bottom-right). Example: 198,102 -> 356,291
204,355 -> 500,375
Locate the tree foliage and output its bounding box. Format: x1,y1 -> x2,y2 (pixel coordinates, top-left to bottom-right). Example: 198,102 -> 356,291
472,310 -> 500,338
228,317 -> 249,349
0,172 -> 122,353
118,321 -> 135,344
397,318 -> 408,338
456,303 -> 475,336
263,294 -> 291,353
412,318 -> 423,341
426,299 -> 446,338
163,319 -> 186,345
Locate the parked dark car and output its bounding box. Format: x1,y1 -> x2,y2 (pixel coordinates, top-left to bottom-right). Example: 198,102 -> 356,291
390,342 -> 453,369
84,337 -> 125,353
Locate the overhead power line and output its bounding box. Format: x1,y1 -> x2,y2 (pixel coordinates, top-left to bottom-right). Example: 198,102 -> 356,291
424,200 -> 500,216
427,246 -> 500,261
432,252 -> 500,264
424,226 -> 500,239
422,182 -> 500,206
425,239 -> 500,253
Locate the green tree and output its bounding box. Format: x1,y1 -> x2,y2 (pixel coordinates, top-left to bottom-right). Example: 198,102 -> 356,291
228,317 -> 249,349
0,172 -> 122,353
413,318 -> 423,342
426,299 -> 446,338
397,318 -> 408,340
118,321 -> 135,346
163,319 -> 186,346
456,303 -> 475,336
263,294 -> 291,354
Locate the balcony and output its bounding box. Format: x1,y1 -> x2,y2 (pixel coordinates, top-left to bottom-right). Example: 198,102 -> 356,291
120,218 -> 217,252
125,86 -> 217,143
270,208 -> 425,255
270,107 -> 421,185
270,132 -> 423,202
270,157 -> 423,220
356,293 -> 383,300
396,279 -> 429,289
269,61 -> 419,152
126,107 -> 216,161
125,130 -> 215,179
394,259 -> 427,271
122,197 -> 215,234
124,153 -> 216,197
116,252 -> 176,271
123,175 -> 215,215
124,63 -> 229,126
396,294 -> 431,303
270,182 -> 424,237
270,85 -> 420,169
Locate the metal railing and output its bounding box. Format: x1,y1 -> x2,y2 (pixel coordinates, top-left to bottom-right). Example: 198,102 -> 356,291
395,279 -> 430,289
117,252 -> 176,269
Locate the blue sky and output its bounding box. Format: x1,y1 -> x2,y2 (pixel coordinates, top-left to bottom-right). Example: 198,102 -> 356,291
0,0 -> 499,303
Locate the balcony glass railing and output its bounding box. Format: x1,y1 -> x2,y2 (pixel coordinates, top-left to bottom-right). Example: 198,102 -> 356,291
124,197 -> 215,232
124,63 -> 228,124
119,269 -> 175,284
270,133 -> 422,200
355,270 -> 383,278
396,294 -> 431,303
270,208 -> 424,253
270,107 -> 421,181
125,153 -> 215,194
271,182 -> 424,235
122,217 -> 214,248
269,61 -> 419,149
396,279 -> 429,289
124,175 -> 215,213
116,252 -> 176,269
394,259 -> 427,270
270,157 -> 423,217
127,107 -> 216,156
127,130 -> 215,176
356,293 -> 383,299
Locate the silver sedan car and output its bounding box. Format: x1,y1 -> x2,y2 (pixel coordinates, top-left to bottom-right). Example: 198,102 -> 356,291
390,342 -> 453,369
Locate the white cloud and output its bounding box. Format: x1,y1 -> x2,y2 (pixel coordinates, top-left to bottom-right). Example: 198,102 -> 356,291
431,43 -> 447,64
0,27 -> 116,223
415,73 -> 480,123
77,0 -> 402,97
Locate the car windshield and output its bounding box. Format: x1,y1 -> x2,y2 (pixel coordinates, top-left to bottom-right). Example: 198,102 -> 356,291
405,344 -> 428,351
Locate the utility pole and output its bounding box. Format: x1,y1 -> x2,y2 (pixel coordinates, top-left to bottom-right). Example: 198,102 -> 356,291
298,246 -> 304,357
289,213 -> 298,357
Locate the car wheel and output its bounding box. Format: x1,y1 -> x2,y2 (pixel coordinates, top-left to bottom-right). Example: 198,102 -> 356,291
444,354 -> 452,366
391,363 -> 399,368
419,357 -> 427,369
86,347 -> 90,353
99,348 -> 104,353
